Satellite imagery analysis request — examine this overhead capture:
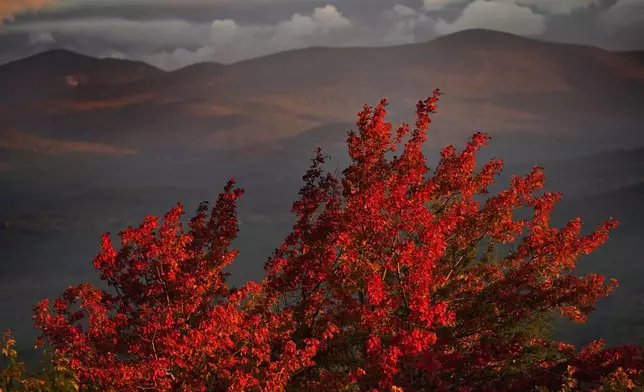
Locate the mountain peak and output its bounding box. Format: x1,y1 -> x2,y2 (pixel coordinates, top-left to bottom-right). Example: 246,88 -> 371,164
431,29 -> 545,48
1,48 -> 90,69
1,48 -> 162,73
0,48 -> 162,100
31,48 -> 90,59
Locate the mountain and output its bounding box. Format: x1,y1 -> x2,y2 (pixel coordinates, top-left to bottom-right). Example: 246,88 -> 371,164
619,50 -> 644,67
0,49 -> 163,102
1,29 -> 643,158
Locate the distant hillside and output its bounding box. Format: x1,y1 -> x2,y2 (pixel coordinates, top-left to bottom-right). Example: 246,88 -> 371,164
0,29 -> 643,159
0,49 -> 163,102
506,146 -> 644,199
619,50 -> 644,67
551,179 -> 644,348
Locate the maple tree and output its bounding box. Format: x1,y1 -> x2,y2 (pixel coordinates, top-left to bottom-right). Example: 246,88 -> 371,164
22,90 -> 644,391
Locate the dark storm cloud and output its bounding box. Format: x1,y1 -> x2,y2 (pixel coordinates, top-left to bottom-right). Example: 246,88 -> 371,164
13,0 -> 332,24
0,0 -> 642,70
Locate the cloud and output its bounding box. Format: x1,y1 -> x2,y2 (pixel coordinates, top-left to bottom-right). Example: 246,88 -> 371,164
310,4 -> 352,31
1,17 -> 210,48
599,0 -> 644,28
390,4 -> 419,17
0,4 -> 353,69
435,0 -> 546,36
140,4 -> 352,69
48,0 -> 286,9
423,0 -> 596,14
3,0 -> 632,69
210,19 -> 237,44
28,31 -> 55,45
142,46 -> 216,70
97,49 -> 125,59
508,0 -> 598,15
0,0 -> 58,23
422,0 -> 469,11
381,5 -> 436,45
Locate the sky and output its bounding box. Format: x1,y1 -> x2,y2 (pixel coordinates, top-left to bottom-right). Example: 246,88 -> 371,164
0,0 -> 642,70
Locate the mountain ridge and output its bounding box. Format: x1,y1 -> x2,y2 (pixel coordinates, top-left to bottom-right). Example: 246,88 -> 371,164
1,28 -> 643,157
4,29 -> 643,74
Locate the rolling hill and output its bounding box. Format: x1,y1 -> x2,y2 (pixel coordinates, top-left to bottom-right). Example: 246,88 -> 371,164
0,49 -> 162,101
0,29 -> 643,158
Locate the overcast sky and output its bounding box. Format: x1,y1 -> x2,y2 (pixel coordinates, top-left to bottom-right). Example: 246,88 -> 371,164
0,0 -> 642,70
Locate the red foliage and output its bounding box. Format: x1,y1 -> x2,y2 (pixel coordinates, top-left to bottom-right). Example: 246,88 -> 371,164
34,90 -> 644,391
